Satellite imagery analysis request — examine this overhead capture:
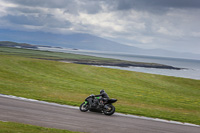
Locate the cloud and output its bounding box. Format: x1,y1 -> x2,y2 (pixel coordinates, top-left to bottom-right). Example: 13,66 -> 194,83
1,0 -> 200,54
115,0 -> 200,11
6,0 -> 74,8
5,0 -> 105,14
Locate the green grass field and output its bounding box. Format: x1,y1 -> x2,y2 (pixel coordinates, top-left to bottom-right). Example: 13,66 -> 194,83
0,121 -> 81,133
0,47 -> 200,125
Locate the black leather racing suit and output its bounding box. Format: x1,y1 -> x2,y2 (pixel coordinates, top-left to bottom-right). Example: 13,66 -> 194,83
95,92 -> 109,99
95,92 -> 109,105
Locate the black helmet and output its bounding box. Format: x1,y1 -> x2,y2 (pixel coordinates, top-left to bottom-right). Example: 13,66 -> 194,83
100,89 -> 105,94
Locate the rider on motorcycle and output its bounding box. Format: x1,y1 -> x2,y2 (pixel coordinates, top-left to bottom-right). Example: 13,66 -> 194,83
95,89 -> 109,99
88,89 -> 109,109
80,89 -> 117,115
94,89 -> 109,106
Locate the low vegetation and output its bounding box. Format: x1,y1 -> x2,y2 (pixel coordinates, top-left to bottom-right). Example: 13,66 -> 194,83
0,121 -> 81,133
0,47 -> 200,125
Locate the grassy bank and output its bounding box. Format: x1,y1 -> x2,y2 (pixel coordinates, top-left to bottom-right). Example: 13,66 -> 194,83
0,121 -> 81,133
0,48 -> 200,125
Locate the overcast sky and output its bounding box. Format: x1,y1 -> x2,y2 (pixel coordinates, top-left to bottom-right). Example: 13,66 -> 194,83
0,0 -> 200,54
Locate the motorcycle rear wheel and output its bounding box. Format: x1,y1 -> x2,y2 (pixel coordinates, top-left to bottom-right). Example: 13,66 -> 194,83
103,104 -> 115,115
80,102 -> 89,112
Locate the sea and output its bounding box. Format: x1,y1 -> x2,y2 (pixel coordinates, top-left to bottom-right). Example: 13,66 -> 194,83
38,47 -> 200,80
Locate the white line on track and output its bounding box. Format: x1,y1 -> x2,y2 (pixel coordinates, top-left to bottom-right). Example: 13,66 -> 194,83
0,94 -> 199,128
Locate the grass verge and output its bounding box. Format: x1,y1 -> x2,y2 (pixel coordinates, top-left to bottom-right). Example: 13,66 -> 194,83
0,121 -> 81,133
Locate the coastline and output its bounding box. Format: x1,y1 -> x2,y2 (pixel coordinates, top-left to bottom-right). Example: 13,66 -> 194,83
59,59 -> 183,70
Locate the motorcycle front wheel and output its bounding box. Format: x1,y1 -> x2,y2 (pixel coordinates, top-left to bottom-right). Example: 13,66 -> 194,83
103,104 -> 115,115
80,102 -> 89,112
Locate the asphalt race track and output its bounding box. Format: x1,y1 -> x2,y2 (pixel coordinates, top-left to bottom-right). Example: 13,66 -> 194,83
0,95 -> 199,133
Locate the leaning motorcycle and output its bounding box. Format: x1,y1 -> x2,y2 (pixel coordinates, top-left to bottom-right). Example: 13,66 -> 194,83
80,94 -> 117,115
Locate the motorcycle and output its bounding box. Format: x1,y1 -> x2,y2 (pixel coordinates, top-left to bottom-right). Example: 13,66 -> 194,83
80,94 -> 117,115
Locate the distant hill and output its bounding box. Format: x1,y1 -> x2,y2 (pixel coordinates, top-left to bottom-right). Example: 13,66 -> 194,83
1,29 -> 200,60
0,41 -> 37,49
